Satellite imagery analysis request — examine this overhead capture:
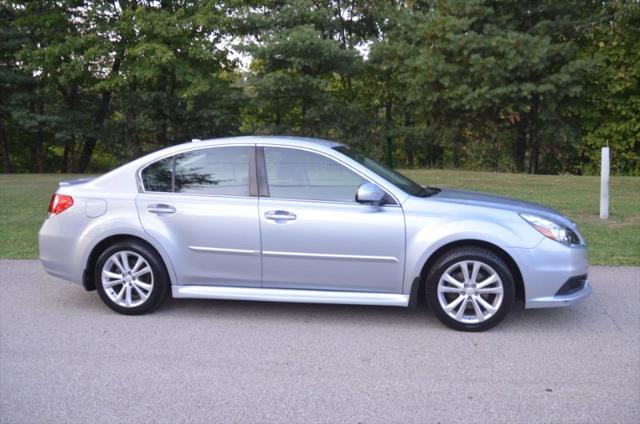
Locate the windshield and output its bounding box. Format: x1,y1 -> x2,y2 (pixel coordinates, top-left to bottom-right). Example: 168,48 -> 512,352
334,146 -> 438,197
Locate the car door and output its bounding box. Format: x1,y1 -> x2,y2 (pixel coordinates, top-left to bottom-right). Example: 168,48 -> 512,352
258,146 -> 405,293
136,145 -> 261,287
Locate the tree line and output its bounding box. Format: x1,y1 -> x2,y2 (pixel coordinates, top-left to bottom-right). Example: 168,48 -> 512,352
1,0 -> 638,175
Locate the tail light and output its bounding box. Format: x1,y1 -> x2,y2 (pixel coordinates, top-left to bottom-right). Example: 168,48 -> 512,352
48,194 -> 74,216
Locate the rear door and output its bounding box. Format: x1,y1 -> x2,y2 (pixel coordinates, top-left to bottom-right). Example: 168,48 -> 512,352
136,145 -> 261,287
258,146 -> 406,293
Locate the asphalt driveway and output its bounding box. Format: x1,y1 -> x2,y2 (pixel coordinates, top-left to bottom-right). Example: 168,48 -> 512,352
1,260 -> 638,423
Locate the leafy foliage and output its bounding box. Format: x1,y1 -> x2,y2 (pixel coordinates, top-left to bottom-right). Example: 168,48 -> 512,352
0,0 -> 638,175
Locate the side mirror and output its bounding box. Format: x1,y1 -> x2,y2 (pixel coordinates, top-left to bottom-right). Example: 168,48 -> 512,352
356,182 -> 386,205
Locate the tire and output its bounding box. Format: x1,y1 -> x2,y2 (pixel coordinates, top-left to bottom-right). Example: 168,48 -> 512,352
95,239 -> 169,315
425,247 -> 514,332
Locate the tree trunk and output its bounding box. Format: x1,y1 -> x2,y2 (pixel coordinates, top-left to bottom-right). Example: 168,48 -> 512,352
513,119 -> 527,172
156,72 -> 169,147
35,129 -> 45,173
61,136 -> 74,173
385,100 -> 394,167
528,126 -> 540,174
404,113 -> 414,167
60,86 -> 77,173
77,55 -> 122,172
34,101 -> 45,173
528,98 -> 540,174
0,120 -> 13,173
77,139 -> 96,173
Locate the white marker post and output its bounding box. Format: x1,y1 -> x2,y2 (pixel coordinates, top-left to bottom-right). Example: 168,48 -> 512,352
600,146 -> 609,220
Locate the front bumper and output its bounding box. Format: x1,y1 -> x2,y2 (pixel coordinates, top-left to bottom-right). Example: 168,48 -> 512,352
507,237 -> 592,309
526,281 -> 592,309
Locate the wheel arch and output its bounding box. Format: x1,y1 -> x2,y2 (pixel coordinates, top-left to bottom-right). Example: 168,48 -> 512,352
83,234 -> 175,291
410,239 -> 525,305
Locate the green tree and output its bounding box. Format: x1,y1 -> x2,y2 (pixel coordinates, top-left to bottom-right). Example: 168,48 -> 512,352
579,0 -> 640,175
378,0 -> 593,172
0,3 -> 31,173
239,0 -> 372,144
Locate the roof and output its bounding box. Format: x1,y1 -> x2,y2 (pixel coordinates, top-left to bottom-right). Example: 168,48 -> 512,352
192,135 -> 344,149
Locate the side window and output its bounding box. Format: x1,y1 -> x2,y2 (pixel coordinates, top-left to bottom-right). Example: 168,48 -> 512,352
264,147 -> 366,202
174,146 -> 251,196
141,157 -> 173,192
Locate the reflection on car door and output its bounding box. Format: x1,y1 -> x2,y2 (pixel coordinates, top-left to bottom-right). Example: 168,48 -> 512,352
258,146 -> 405,293
137,145 -> 261,287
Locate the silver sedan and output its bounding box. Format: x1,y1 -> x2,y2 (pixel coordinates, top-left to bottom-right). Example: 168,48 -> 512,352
39,136 -> 591,331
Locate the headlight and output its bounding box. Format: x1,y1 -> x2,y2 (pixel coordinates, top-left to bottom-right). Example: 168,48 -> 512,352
520,213 -> 581,245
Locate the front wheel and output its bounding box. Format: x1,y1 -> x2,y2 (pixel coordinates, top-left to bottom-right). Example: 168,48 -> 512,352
95,240 -> 169,315
425,247 -> 514,331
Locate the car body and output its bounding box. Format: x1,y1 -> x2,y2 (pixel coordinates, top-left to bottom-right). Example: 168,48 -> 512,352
39,136 -> 592,331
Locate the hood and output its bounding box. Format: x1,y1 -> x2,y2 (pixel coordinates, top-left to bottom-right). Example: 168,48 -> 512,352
431,188 -> 574,226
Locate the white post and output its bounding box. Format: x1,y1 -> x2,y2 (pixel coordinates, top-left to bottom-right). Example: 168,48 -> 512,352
600,147 -> 609,220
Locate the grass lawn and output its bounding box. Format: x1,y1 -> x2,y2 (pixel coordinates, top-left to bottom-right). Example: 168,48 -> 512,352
1,171 -> 638,265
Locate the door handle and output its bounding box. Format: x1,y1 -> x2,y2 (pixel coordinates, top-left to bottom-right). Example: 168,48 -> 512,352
264,210 -> 297,221
147,204 -> 176,214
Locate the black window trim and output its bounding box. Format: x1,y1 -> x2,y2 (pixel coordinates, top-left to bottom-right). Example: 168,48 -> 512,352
256,146 -> 270,197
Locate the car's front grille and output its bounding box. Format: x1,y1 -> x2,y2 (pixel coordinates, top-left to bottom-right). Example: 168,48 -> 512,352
555,274 -> 588,296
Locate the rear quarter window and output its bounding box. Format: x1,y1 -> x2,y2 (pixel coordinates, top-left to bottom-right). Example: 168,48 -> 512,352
141,157 -> 173,192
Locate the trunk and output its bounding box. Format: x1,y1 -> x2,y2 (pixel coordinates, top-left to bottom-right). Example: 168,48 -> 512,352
0,120 -> 13,173
426,144 -> 442,167
34,101 -> 45,173
35,130 -> 45,173
77,55 -> 122,172
158,121 -> 168,147
77,137 -> 97,173
405,142 -> 415,168
61,136 -> 74,173
61,86 -> 77,173
385,100 -> 393,167
126,81 -> 141,159
528,127 -> 540,174
156,73 -> 168,147
528,98 -> 540,174
132,135 -> 142,158
404,114 -> 414,167
513,119 -> 527,172
165,69 -> 176,146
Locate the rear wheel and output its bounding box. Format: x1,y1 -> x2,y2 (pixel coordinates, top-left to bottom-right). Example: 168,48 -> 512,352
95,240 -> 169,315
425,247 -> 514,331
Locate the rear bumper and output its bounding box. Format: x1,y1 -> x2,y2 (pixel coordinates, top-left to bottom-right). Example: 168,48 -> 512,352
39,214 -> 85,286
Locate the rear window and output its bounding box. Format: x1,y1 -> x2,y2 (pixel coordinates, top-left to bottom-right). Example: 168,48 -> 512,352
141,157 -> 173,192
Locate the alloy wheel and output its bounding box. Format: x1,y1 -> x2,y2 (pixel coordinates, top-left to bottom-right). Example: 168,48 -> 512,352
437,260 -> 504,324
101,250 -> 154,308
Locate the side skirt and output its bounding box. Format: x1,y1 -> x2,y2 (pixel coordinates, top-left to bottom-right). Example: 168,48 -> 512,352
172,285 -> 410,307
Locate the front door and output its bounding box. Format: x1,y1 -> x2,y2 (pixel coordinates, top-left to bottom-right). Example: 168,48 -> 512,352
258,146 -> 405,293
136,145 -> 261,287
